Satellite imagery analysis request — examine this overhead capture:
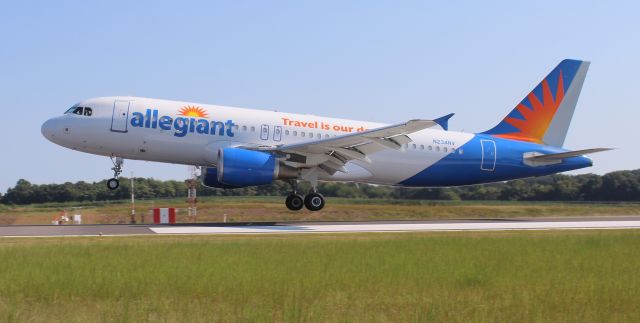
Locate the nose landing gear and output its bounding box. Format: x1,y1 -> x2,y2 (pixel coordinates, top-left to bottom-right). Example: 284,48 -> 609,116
107,156 -> 124,190
106,178 -> 120,190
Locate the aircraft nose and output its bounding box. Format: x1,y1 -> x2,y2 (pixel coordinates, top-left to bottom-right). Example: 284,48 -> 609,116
41,118 -> 59,142
41,119 -> 52,137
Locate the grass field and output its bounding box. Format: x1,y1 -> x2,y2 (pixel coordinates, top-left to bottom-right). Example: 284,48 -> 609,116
0,230 -> 639,322
1,197 -> 639,224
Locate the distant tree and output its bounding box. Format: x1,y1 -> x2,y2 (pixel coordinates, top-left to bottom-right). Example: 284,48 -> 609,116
498,180 -> 533,201
2,170 -> 639,205
597,171 -> 640,201
2,179 -> 34,204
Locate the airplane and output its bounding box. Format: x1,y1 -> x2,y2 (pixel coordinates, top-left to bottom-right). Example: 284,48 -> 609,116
41,59 -> 610,211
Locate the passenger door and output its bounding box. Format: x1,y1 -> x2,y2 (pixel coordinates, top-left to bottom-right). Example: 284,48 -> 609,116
111,100 -> 130,132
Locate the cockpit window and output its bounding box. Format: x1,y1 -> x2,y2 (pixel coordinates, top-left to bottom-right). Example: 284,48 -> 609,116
64,106 -> 93,116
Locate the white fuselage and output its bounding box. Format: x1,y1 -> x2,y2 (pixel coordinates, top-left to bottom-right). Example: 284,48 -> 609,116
41,96 -> 474,185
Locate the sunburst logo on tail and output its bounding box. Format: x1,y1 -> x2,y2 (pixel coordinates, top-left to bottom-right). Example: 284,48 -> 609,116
495,70 -> 565,143
178,105 -> 209,118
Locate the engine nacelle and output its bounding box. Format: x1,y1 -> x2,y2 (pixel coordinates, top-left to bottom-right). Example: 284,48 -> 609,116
200,167 -> 240,189
204,148 -> 297,188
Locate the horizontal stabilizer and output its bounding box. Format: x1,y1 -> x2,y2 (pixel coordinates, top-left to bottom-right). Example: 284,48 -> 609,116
525,148 -> 612,161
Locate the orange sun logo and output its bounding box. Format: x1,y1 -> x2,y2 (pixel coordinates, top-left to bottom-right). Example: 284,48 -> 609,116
495,70 -> 564,144
178,105 -> 209,118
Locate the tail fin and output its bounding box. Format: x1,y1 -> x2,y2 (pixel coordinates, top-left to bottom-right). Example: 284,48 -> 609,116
481,59 -> 590,147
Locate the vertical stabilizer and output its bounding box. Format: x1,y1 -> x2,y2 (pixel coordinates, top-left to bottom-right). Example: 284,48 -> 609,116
482,59 -> 590,147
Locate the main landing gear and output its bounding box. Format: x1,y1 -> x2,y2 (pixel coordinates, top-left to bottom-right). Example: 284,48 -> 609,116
285,193 -> 304,211
107,156 -> 124,190
285,181 -> 325,211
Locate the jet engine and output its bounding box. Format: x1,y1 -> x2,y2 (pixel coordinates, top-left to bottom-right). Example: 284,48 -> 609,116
201,148 -> 298,188
200,167 -> 240,189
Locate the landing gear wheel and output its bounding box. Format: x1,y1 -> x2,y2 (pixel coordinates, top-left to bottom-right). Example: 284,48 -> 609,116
107,156 -> 124,190
107,178 -> 120,190
304,192 -> 325,211
285,194 -> 305,211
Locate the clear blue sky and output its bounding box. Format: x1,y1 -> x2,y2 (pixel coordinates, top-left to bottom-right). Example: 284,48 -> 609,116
1,1 -> 638,192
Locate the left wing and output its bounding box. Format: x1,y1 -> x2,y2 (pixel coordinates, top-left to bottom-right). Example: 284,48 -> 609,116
247,118 -> 443,174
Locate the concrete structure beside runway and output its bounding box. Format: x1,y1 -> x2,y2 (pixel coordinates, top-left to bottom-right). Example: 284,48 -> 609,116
1,216 -> 640,237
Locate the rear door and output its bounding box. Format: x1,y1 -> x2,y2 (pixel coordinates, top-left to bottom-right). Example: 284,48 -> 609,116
111,100 -> 130,132
480,139 -> 496,171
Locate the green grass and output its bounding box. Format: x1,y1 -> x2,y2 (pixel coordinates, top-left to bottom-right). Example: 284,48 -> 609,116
2,197 -> 640,225
1,230 -> 639,322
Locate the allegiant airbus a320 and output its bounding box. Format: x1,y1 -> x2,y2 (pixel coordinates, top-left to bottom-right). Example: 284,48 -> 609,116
42,59 -> 609,211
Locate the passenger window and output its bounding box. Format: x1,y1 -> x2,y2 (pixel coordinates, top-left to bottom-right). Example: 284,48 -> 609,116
420,145 -> 424,150
301,132 -> 306,137
317,133 -> 321,139
443,147 -> 448,153
412,144 -> 416,149
428,146 -> 432,151
83,107 -> 92,116
308,132 -> 313,137
459,149 -> 464,155
250,126 -> 255,132
293,131 -> 298,136
285,130 -> 290,135
324,134 -> 329,139
436,146 -> 440,152
242,126 -> 247,131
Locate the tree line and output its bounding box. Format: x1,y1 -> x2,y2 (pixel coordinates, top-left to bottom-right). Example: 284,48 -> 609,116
1,169 -> 639,205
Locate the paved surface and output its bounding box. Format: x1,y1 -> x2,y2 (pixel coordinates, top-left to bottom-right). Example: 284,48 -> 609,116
1,216 -> 640,237
0,225 -> 155,237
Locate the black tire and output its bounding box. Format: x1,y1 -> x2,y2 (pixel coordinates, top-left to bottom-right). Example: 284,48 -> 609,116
304,192 -> 325,211
107,178 -> 120,190
285,194 -> 304,211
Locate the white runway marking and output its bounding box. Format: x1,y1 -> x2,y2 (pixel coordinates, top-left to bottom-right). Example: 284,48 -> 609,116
150,220 -> 640,235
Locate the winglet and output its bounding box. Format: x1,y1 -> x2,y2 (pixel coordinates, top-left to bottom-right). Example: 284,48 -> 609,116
434,113 -> 454,131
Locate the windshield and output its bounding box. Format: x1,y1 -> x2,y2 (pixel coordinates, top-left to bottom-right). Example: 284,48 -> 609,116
64,105 -> 79,114
64,106 -> 92,116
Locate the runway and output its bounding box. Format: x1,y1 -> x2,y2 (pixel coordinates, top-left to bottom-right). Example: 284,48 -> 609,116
1,216 -> 640,237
